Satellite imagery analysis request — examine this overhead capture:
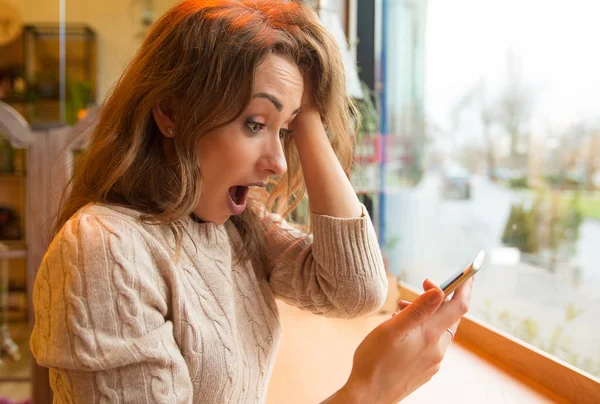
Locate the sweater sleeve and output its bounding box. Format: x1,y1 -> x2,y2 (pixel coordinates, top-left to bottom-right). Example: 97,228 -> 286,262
30,212 -> 192,404
262,204 -> 388,319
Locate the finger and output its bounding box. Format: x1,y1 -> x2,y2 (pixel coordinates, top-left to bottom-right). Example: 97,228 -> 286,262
442,277 -> 474,328
388,287 -> 444,333
440,323 -> 458,347
392,300 -> 411,315
391,278 -> 441,316
422,277 -> 438,292
448,319 -> 460,335
450,276 -> 474,304
429,277 -> 474,333
398,299 -> 411,309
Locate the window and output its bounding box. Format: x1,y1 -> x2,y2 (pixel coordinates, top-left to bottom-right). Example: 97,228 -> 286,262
375,0 -> 600,380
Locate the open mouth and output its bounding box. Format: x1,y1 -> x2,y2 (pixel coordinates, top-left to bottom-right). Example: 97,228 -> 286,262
229,185 -> 249,206
227,183 -> 266,215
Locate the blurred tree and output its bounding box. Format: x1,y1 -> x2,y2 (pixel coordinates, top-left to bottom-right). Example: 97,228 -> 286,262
480,93 -> 497,180
502,191 -> 582,270
496,50 -> 533,168
451,79 -> 498,180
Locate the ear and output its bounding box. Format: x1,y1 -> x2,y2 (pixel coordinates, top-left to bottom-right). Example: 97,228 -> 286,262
152,98 -> 178,138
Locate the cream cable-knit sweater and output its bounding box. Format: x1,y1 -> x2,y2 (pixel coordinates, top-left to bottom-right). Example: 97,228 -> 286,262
30,203 -> 388,403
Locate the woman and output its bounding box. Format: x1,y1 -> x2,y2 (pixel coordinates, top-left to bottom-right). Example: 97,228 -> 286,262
30,1 -> 473,403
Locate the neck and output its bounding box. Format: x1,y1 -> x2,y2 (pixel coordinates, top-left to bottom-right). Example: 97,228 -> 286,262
190,212 -> 206,223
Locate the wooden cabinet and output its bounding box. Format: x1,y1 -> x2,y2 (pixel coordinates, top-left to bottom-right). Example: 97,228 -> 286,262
0,100 -> 95,403
0,101 -> 36,401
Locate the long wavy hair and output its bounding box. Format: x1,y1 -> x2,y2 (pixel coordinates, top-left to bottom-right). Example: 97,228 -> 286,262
54,0 -> 358,262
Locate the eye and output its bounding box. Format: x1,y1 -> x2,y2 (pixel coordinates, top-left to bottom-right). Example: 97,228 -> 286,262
246,120 -> 266,135
279,128 -> 294,140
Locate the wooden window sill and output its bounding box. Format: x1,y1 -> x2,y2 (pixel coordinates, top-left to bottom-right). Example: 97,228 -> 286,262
399,282 -> 600,403
266,279 -> 600,403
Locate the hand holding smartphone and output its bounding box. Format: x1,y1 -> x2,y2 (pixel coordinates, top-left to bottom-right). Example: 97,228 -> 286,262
439,250 -> 486,297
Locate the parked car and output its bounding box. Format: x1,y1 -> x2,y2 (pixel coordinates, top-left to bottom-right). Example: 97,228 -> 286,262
442,165 -> 471,199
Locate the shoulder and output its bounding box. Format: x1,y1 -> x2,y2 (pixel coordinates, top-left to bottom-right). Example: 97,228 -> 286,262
38,204 -> 173,317
32,204 -> 173,370
46,204 -> 173,273
59,203 -> 162,241
52,204 -> 140,251
74,203 -> 146,228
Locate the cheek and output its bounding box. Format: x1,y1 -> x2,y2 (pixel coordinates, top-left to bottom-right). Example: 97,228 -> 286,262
196,136 -> 253,185
197,132 -> 228,170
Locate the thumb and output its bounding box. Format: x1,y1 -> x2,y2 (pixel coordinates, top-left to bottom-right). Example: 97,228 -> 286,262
422,277 -> 438,291
389,287 -> 444,332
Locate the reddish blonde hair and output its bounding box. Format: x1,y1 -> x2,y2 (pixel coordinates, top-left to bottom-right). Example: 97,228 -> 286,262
55,0 -> 357,261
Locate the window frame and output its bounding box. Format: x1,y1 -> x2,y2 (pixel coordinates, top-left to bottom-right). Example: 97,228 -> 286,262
349,0 -> 600,397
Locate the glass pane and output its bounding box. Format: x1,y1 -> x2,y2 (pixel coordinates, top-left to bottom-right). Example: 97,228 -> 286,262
0,4 -> 96,127
379,0 -> 600,379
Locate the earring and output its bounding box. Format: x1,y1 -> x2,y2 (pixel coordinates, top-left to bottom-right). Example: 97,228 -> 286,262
167,127 -> 174,136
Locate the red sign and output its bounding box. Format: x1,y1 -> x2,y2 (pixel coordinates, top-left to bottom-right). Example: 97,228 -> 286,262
354,133 -> 415,165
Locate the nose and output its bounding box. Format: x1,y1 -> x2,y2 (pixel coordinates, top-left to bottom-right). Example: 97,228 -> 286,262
258,137 -> 288,176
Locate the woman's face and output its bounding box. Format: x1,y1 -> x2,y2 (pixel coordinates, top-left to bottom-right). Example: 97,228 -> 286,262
194,54 -> 304,224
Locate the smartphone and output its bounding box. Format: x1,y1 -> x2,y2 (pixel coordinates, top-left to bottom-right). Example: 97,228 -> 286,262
439,250 -> 486,297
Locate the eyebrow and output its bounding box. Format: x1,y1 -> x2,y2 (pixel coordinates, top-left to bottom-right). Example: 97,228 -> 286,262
252,92 -> 301,115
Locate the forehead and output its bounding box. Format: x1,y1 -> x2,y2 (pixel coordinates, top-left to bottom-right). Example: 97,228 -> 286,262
253,54 -> 304,98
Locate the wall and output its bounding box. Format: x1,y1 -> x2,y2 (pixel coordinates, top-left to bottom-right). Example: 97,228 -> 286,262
10,0 -> 360,102
12,0 -> 177,102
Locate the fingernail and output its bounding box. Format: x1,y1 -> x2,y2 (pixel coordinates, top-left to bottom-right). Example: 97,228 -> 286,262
428,290 -> 442,305
425,277 -> 438,286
